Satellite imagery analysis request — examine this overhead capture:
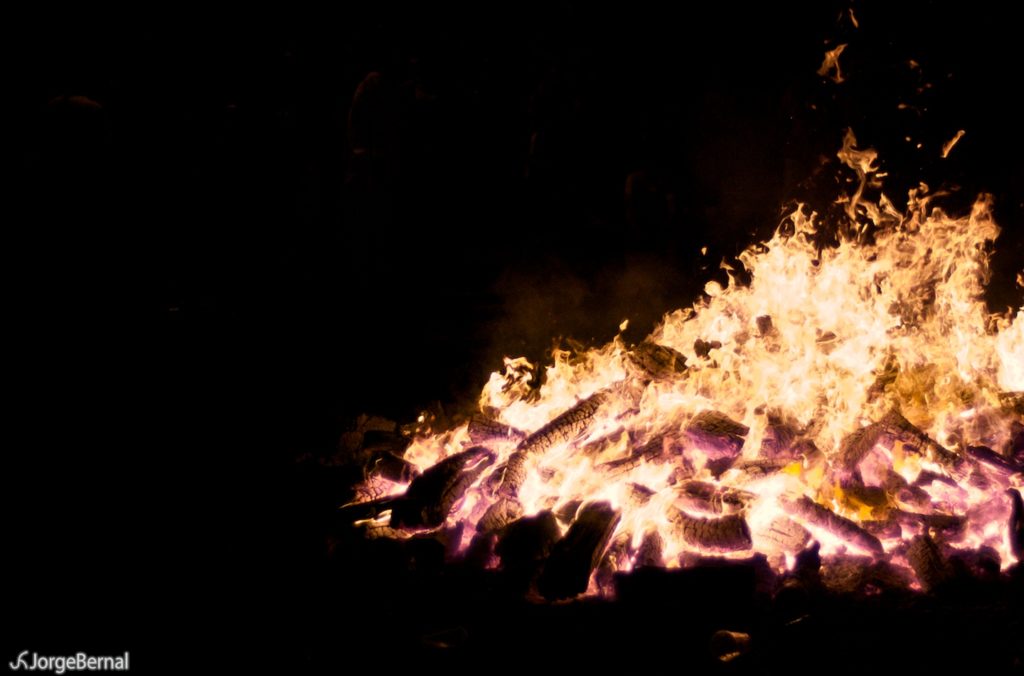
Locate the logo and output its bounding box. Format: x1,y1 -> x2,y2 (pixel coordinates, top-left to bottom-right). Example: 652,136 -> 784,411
8,652 -> 129,674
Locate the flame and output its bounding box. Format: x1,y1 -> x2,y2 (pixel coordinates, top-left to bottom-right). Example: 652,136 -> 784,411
941,130 -> 966,159
354,132 -> 1023,593
818,44 -> 848,84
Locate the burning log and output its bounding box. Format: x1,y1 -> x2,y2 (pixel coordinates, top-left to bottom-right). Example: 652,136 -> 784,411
820,557 -> 914,595
759,410 -> 802,459
757,516 -> 811,554
467,414 -> 526,444
537,501 -> 621,601
668,508 -> 752,552
780,495 -> 884,555
733,458 -> 790,477
839,410 -> 966,481
390,447 -> 495,529
580,427 -> 625,455
710,630 -> 751,663
863,519 -> 902,540
892,510 -> 966,539
693,338 -> 721,359
676,480 -> 754,515
906,534 -> 954,592
517,391 -> 608,456
625,482 -> 657,508
477,497 -> 524,534
878,409 -> 965,476
966,445 -> 1021,476
494,392 -> 608,497
336,495 -> 401,525
628,341 -> 687,379
634,529 -> 664,568
596,430 -> 680,476
684,410 -> 749,475
554,499 -> 583,525
838,423 -> 885,473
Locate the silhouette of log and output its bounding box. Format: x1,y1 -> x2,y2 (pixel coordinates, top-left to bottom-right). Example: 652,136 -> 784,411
390,447 -> 495,529
668,508 -> 752,552
780,495 -> 883,555
496,510 -> 561,574
537,501 -> 620,601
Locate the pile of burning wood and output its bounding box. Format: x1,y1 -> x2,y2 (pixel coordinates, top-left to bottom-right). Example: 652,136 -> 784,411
324,136 -> 1023,604
331,369 -> 1022,602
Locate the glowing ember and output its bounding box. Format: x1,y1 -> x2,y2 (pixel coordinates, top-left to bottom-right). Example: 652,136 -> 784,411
347,133 -> 1024,598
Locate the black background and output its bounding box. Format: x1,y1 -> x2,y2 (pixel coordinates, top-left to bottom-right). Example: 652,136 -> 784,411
9,1 -> 1023,668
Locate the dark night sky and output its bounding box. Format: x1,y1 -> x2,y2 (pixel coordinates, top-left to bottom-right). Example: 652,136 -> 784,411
9,0 -> 1024,664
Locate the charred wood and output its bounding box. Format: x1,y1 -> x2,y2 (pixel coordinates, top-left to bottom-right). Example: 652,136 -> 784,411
907,534 -> 954,592
596,433 -> 673,476
555,499 -> 583,525
336,495 -> 402,525
684,410 -> 749,460
467,415 -> 526,444
676,480 -> 754,515
625,482 -> 657,507
365,451 -> 420,484
477,497 -> 524,534
668,508 -> 752,552
966,445 -> 1021,476
634,529 -> 664,568
757,516 -> 811,553
517,392 -> 608,457
878,409 -> 965,476
496,510 -> 561,589
495,392 -> 607,497
693,338 -> 722,359
710,630 -> 751,663
759,411 -> 803,459
596,532 -> 633,593
1009,488 -> 1024,559
780,495 -> 884,555
390,447 -> 495,529
892,510 -> 966,538
628,341 -> 687,379
949,545 -> 1002,582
